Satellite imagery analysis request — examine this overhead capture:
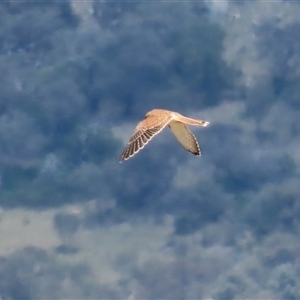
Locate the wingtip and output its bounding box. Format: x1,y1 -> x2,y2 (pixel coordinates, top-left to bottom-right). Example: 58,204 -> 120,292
119,154 -> 133,162
119,156 -> 127,163
119,154 -> 125,162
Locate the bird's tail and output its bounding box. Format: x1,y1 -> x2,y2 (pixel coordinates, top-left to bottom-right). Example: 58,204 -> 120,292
174,114 -> 209,126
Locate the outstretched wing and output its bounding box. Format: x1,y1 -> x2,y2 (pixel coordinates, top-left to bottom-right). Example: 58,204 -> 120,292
168,120 -> 201,155
120,112 -> 172,161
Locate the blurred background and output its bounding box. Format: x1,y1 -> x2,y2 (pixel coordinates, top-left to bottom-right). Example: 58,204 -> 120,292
0,0 -> 300,298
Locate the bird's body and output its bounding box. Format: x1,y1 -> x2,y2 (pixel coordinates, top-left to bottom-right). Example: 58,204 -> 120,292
120,109 -> 209,161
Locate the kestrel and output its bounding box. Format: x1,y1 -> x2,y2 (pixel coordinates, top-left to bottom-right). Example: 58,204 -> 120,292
120,109 -> 209,161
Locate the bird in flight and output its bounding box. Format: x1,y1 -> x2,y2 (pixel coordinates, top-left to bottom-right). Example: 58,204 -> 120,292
120,109 -> 209,161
